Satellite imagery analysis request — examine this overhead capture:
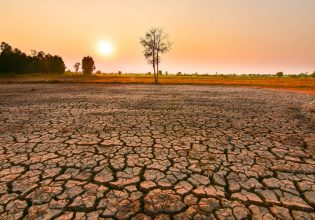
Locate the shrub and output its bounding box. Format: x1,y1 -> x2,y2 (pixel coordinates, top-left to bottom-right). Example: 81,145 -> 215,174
118,71 -> 122,75
276,72 -> 284,77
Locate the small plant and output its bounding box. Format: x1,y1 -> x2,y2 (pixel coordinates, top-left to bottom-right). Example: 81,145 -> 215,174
118,71 -> 122,75
276,72 -> 284,77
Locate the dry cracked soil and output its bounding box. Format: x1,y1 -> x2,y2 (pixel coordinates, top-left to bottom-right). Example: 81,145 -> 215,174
0,84 -> 315,220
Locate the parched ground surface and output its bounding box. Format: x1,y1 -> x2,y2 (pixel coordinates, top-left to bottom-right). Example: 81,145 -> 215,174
0,84 -> 314,220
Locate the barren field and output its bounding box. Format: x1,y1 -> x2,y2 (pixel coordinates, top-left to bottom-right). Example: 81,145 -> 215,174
1,74 -> 315,96
0,84 -> 315,219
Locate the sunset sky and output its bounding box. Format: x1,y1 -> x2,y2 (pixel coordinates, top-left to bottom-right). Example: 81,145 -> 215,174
1,0 -> 315,74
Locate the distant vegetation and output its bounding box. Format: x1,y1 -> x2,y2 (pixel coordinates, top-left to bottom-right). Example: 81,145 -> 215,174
276,72 -> 284,77
1,41 -> 314,79
0,42 -> 65,74
1,73 -> 314,95
82,56 -> 95,75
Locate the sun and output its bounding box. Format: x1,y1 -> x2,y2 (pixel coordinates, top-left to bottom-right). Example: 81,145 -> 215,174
98,41 -> 114,56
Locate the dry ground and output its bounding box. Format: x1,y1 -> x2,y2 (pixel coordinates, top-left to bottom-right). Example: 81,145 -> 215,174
0,84 -> 315,219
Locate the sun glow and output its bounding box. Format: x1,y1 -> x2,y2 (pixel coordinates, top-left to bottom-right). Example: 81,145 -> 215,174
98,41 -> 114,56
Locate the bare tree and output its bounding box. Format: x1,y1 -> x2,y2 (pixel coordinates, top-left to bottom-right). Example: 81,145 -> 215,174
74,62 -> 80,73
140,28 -> 172,83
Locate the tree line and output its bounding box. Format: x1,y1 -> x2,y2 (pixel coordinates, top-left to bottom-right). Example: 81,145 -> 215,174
0,42 -> 66,74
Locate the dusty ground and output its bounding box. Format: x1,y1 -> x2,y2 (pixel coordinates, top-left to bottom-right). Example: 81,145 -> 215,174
0,84 -> 314,219
1,74 -> 315,95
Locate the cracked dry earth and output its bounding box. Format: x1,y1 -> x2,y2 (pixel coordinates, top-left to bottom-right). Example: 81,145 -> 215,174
0,84 -> 315,220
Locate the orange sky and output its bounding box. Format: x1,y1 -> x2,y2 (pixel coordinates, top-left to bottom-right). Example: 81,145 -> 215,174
1,0 -> 315,74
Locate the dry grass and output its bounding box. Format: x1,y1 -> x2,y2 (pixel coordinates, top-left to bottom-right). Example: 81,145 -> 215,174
1,73 -> 315,95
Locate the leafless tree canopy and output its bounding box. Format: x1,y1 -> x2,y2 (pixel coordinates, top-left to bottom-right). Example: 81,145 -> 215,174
140,28 -> 172,83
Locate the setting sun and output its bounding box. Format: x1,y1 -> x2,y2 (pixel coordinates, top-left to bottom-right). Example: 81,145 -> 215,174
98,41 -> 114,56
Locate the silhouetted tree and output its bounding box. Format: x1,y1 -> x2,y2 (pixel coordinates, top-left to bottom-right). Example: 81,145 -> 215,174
276,72 -> 284,77
1,42 -> 12,53
31,50 -> 37,57
82,56 -> 95,75
74,62 -> 80,73
45,54 -> 66,73
140,28 -> 172,83
0,42 -> 65,74
0,42 -> 22,73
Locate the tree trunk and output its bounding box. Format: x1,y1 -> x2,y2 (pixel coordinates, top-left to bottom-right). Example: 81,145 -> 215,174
152,61 -> 156,83
156,53 -> 159,84
153,37 -> 157,84
153,61 -> 157,84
